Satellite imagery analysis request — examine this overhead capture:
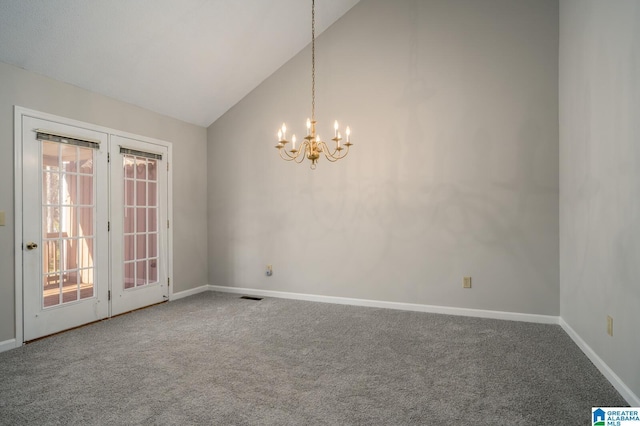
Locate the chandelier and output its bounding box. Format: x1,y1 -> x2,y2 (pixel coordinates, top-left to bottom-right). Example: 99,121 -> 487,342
275,0 -> 352,169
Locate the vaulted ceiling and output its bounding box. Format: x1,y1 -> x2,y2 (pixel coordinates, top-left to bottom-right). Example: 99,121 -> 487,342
0,0 -> 359,127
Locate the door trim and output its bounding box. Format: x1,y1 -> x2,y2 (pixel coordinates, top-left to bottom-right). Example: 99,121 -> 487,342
14,106 -> 174,345
14,106 -> 24,347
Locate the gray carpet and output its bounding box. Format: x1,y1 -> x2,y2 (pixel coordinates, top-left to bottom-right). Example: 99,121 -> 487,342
0,292 -> 627,425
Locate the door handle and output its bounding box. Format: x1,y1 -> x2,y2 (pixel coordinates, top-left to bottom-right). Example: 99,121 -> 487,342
26,242 -> 38,250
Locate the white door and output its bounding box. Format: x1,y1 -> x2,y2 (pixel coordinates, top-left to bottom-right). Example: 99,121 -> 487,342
110,135 -> 169,315
22,116 -> 110,341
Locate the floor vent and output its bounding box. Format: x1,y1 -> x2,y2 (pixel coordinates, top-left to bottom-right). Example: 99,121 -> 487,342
240,296 -> 263,301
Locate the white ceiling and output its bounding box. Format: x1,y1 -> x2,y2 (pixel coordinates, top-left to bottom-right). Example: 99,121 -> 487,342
0,0 -> 359,127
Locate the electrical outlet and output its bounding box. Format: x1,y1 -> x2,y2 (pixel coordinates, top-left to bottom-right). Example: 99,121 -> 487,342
266,265 -> 273,277
463,276 -> 472,289
607,316 -> 613,336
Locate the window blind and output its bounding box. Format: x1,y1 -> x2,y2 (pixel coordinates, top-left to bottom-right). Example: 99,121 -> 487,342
35,129 -> 100,149
119,146 -> 162,160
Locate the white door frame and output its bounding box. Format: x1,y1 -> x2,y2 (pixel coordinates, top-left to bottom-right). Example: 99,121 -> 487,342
14,106 -> 174,345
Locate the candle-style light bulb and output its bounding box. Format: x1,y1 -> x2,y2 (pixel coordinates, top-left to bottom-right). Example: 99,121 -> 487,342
292,134 -> 297,150
278,129 -> 282,141
337,132 -> 341,147
306,118 -> 311,136
281,123 -> 287,140
346,126 -> 351,142
316,134 -> 320,143
334,120 -> 339,137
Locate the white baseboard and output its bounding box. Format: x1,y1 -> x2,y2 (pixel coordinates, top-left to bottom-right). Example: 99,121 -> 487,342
170,284 -> 211,301
560,318 -> 640,406
0,339 -> 18,353
208,285 -> 559,325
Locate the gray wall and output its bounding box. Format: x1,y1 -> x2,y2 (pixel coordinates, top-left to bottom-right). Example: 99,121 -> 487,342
0,61 -> 208,343
208,0 -> 559,315
560,0 -> 640,400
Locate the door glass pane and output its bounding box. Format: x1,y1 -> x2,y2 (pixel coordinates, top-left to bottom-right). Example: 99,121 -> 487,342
43,240 -> 61,274
43,172 -> 61,205
136,234 -> 146,258
77,208 -> 93,237
125,179 -> 134,206
148,160 -> 157,181
62,272 -> 79,304
124,235 -> 135,261
43,206 -> 61,236
136,159 -> 147,179
41,140 -> 96,308
149,259 -> 158,282
43,274 -> 61,308
136,260 -> 148,286
136,208 -> 146,232
148,182 -> 157,206
78,238 -> 94,269
122,153 -> 160,289
66,238 -> 78,270
124,208 -> 135,234
78,147 -> 94,174
148,233 -> 158,258
61,145 -> 78,173
124,157 -> 134,178
124,262 -> 135,289
78,176 -> 94,205
62,174 -> 75,205
148,208 -> 157,232
60,206 -> 76,237
42,142 -> 59,170
136,181 -> 146,206
79,268 -> 94,300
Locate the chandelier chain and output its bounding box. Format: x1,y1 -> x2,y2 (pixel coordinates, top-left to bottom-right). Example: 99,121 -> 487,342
311,0 -> 315,121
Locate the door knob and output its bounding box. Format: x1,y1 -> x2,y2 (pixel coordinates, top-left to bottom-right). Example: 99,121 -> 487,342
26,242 -> 38,250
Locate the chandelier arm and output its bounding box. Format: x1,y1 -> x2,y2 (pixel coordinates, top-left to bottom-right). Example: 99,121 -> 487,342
321,143 -> 340,162
318,142 -> 341,162
294,142 -> 309,163
278,147 -> 299,161
319,141 -> 350,162
338,144 -> 351,159
334,144 -> 351,161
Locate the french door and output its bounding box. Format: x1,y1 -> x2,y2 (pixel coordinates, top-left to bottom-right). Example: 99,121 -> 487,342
20,112 -> 169,341
22,116 -> 110,341
110,136 -> 168,316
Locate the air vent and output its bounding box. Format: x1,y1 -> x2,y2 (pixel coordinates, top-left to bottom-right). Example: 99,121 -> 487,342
240,296 -> 263,301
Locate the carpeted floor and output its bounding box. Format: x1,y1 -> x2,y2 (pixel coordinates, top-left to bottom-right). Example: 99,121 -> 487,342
0,292 -> 628,425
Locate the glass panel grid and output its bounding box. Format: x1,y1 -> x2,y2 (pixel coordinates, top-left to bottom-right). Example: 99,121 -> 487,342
123,154 -> 159,289
42,142 -> 96,308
